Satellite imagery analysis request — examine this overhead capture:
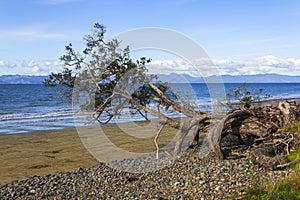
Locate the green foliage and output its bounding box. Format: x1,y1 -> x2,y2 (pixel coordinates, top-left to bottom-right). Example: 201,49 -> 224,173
244,129 -> 300,200
243,174 -> 300,200
43,23 -> 178,124
284,122 -> 300,169
225,83 -> 269,110
243,182 -> 266,200
244,146 -> 300,199
287,148 -> 300,170
283,122 -> 300,133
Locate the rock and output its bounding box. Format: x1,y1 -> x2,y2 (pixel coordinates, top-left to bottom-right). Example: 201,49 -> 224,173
29,189 -> 36,194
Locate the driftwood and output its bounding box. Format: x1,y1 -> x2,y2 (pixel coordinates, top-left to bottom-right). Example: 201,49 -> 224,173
194,101 -> 300,169
250,144 -> 288,170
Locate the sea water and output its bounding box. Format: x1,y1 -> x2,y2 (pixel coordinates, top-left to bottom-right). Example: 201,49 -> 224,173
1,83 -> 300,134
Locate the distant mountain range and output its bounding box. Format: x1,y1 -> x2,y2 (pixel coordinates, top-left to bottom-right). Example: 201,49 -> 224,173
0,73 -> 300,84
156,73 -> 300,83
0,75 -> 48,84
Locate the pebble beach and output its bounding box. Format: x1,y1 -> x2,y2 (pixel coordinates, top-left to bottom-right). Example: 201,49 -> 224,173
0,143 -> 293,199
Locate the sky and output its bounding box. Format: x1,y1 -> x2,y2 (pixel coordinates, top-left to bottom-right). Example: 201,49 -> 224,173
0,0 -> 300,76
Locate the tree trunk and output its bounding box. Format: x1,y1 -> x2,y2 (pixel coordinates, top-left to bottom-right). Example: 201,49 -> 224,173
278,102 -> 291,126
208,117 -> 227,159
173,129 -> 189,156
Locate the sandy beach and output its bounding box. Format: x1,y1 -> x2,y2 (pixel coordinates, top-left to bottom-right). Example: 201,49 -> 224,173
0,128 -> 97,186
1,114 -> 298,199
0,121 -> 180,186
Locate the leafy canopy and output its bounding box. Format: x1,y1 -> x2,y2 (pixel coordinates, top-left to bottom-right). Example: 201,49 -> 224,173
44,23 -> 177,124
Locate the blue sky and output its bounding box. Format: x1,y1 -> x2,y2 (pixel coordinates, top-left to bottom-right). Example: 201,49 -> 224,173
0,0 -> 300,76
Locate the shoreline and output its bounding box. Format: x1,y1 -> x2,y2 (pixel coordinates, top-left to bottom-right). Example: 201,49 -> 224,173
1,97 -> 300,135
1,99 -> 298,186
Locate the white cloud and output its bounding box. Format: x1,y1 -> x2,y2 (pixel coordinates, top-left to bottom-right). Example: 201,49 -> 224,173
27,60 -> 38,67
0,60 -> 17,69
31,66 -> 40,73
1,56 -> 300,77
149,58 -> 224,77
147,56 -> 300,77
148,60 -> 198,76
214,56 -> 300,76
286,58 -> 300,66
0,60 -> 63,76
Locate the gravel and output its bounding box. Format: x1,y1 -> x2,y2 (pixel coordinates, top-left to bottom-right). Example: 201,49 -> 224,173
0,147 -> 293,199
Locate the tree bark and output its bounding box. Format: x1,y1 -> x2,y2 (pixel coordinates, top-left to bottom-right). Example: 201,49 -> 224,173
173,129 -> 189,156
278,101 -> 291,126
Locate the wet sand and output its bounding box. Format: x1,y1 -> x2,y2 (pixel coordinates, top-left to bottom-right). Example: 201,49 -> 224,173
0,121 -> 181,186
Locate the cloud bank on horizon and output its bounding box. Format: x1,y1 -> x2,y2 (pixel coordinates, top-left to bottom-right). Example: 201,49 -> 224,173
1,56 -> 300,77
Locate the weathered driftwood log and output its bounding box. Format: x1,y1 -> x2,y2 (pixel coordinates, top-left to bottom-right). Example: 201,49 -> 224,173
250,144 -> 288,170
249,129 -> 300,169
278,101 -> 291,126
197,101 -> 300,169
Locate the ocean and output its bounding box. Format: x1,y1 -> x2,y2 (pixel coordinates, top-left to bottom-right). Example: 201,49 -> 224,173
1,83 -> 300,134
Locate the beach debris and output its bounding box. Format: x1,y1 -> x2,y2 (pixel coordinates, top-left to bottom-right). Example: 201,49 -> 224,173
209,101 -> 300,169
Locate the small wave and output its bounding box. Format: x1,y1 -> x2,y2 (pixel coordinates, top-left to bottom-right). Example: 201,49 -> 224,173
0,110 -> 77,121
266,94 -> 300,101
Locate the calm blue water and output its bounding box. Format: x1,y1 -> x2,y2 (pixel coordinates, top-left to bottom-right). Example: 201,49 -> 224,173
1,83 -> 300,134
0,85 -> 73,134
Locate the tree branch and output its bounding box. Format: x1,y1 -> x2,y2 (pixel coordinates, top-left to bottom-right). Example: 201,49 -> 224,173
154,123 -> 166,160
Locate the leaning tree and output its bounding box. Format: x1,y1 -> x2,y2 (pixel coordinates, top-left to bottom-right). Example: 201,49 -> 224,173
44,23 -> 300,166
44,23 -> 230,158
